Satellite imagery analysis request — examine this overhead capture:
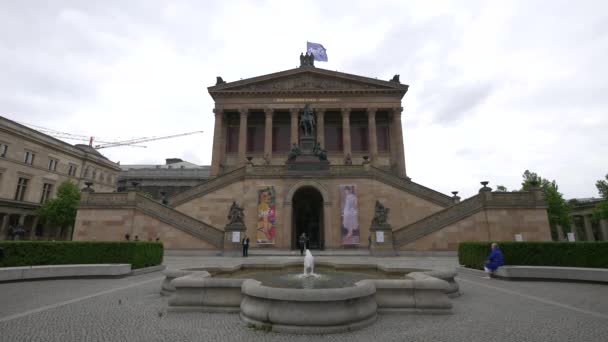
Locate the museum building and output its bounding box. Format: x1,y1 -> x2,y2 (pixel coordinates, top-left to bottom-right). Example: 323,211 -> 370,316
73,56 -> 552,253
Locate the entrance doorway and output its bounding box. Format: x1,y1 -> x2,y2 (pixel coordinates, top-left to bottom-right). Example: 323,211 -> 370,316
292,187 -> 324,250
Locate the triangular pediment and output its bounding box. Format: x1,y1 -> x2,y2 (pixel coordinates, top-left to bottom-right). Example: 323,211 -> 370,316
209,68 -> 408,96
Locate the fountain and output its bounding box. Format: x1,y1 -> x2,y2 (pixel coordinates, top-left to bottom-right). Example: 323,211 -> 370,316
300,249 -> 317,278
162,254 -> 459,334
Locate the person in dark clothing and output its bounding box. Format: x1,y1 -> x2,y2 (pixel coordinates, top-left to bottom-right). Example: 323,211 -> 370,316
242,236 -> 250,257
483,243 -> 504,279
299,233 -> 308,256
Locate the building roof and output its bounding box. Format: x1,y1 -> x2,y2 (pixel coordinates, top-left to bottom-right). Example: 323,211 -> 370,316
0,115 -> 119,170
208,66 -> 409,100
120,160 -> 207,171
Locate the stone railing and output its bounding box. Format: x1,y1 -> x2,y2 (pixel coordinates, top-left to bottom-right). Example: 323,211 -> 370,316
393,190 -> 547,247
80,192 -> 224,248
168,164 -> 452,208
393,195 -> 484,246
169,166 -> 248,206
369,166 -> 453,207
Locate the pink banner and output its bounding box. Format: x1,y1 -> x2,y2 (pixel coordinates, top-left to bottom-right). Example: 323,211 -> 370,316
340,184 -> 359,244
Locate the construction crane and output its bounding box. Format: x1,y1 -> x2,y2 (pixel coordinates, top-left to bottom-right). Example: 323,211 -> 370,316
92,131 -> 204,149
17,121 -> 203,150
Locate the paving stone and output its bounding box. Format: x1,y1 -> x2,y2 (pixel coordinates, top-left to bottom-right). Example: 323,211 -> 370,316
0,256 -> 606,341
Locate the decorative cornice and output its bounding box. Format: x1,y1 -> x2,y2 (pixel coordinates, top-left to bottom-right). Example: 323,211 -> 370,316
208,67 -> 409,100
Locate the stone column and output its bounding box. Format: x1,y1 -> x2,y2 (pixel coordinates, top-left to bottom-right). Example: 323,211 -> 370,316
0,214 -> 9,239
237,108 -> 249,165
583,214 -> 595,241
555,224 -> 565,241
264,108 -> 273,159
367,108 -> 378,165
391,107 -> 407,178
29,216 -> 39,240
290,108 -> 299,144
600,219 -> 608,241
316,108 -> 325,147
341,108 -> 352,160
210,108 -> 224,176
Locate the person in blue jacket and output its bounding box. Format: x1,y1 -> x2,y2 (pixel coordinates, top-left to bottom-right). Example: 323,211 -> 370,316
483,243 -> 504,279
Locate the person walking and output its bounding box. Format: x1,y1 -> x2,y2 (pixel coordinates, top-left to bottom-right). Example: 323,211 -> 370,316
483,242 -> 504,279
242,236 -> 250,257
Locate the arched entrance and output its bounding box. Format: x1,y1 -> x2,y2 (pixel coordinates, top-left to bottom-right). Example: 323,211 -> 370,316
291,186 -> 324,250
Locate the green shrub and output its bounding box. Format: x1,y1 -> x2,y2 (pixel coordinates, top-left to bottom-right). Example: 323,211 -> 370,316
0,241 -> 163,269
458,241 -> 608,270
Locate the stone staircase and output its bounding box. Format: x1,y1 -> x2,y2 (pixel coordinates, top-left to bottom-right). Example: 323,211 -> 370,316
393,191 -> 546,247
168,164 -> 453,208
80,192 -> 225,248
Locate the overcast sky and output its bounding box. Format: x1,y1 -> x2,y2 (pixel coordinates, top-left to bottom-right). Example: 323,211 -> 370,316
1,0 -> 607,199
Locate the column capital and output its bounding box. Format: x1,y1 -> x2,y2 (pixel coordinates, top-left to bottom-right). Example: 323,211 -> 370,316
289,108 -> 299,115
341,107 -> 351,116
316,107 -> 326,114
264,108 -> 274,116
213,107 -> 224,116
367,107 -> 377,115
392,106 -> 404,116
239,108 -> 249,116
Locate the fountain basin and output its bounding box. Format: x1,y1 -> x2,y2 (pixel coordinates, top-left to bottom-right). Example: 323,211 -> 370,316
240,279 -> 377,334
164,260 -> 455,334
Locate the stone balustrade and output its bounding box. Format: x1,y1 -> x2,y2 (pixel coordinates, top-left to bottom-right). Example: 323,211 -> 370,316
80,192 -> 224,248
393,190 -> 548,247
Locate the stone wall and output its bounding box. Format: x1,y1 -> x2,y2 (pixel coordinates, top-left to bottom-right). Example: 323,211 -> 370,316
174,176 -> 445,249
73,208 -> 216,249
400,208 -> 551,251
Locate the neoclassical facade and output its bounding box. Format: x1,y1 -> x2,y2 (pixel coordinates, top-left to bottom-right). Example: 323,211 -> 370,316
0,116 -> 120,240
208,67 -> 408,178
74,59 -> 552,252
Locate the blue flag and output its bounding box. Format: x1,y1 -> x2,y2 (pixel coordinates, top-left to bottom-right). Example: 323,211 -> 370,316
307,42 -> 328,62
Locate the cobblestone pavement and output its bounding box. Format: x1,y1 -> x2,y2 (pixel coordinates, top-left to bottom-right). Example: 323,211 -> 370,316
1,256 -> 607,342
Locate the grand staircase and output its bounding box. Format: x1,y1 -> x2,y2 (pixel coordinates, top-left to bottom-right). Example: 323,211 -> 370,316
393,191 -> 546,247
168,164 -> 453,208
80,192 -> 224,248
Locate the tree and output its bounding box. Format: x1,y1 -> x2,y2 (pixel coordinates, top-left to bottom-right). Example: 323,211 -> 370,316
520,170 -> 572,240
495,185 -> 508,192
592,174 -> 608,221
36,181 -> 81,239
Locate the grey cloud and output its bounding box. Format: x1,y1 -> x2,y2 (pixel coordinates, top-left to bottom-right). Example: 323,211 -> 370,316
429,82 -> 495,123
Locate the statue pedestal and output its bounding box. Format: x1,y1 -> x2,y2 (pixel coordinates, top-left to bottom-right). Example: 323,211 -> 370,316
369,223 -> 397,256
285,135 -> 330,173
223,222 -> 246,256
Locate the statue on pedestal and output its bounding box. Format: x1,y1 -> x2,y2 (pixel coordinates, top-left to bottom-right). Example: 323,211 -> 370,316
287,143 -> 301,161
344,153 -> 352,165
372,201 -> 390,226
299,104 -> 315,137
227,201 -> 244,225
312,141 -> 327,161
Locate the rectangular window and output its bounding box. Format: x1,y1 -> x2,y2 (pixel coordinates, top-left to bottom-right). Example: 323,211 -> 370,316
68,164 -> 78,177
351,126 -> 369,152
48,158 -> 58,171
0,144 -> 7,158
377,126 -> 390,152
40,183 -> 53,203
24,151 -> 35,165
246,126 -> 264,153
324,126 -> 343,151
14,177 -> 29,201
272,125 -> 290,152
226,126 -> 239,153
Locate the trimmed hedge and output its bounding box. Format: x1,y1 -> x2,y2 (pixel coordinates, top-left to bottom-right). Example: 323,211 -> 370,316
458,241 -> 608,270
0,241 -> 163,269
